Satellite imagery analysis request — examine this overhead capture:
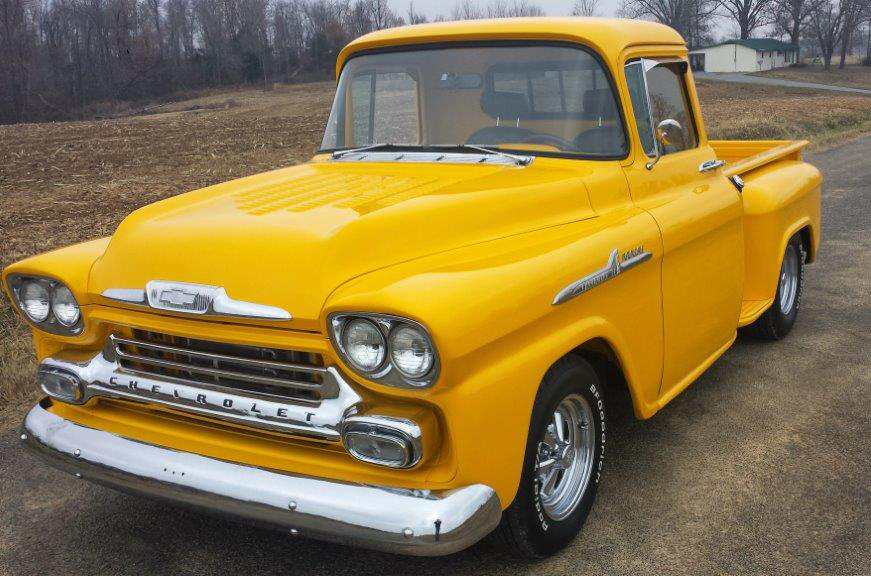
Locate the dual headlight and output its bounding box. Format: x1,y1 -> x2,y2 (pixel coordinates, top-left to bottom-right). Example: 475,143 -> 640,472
329,313 -> 439,388
6,275 -> 82,335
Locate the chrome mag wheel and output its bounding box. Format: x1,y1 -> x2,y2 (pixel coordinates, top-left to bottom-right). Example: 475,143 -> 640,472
779,243 -> 800,315
535,393 -> 596,521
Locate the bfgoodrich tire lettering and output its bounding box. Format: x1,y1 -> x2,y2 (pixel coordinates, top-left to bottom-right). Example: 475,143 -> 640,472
491,355 -> 605,559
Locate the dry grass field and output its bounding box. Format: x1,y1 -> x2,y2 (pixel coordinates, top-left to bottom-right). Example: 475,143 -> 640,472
3,78 -> 871,406
753,63 -> 871,90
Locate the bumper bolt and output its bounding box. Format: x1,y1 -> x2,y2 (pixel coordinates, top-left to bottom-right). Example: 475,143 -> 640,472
290,528 -> 299,536
75,472 -> 82,479
288,500 -> 297,511
20,434 -> 27,441
74,449 -> 81,457
402,528 -> 414,539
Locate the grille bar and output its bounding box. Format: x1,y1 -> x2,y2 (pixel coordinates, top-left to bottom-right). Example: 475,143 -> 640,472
110,331 -> 335,404
114,347 -> 322,391
111,336 -> 327,376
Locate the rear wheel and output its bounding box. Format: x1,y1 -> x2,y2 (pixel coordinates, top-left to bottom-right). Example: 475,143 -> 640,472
749,234 -> 804,340
491,355 -> 605,559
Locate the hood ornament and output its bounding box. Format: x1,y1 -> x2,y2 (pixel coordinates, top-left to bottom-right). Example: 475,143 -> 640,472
102,281 -> 291,320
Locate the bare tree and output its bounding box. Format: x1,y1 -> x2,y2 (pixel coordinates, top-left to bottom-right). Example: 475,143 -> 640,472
451,0 -> 484,19
836,0 -> 865,66
619,0 -> 717,47
715,0 -> 772,38
485,0 -> 545,16
369,0 -> 401,29
811,0 -> 848,68
770,0 -> 826,60
407,1 -> 427,23
571,0 -> 600,15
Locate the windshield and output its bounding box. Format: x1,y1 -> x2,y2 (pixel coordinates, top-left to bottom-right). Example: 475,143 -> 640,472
320,44 -> 628,158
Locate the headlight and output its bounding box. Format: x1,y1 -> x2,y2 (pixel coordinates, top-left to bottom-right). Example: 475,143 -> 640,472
329,313 -> 439,389
341,318 -> 386,372
20,281 -> 51,322
6,275 -> 83,335
389,325 -> 434,379
51,285 -> 81,327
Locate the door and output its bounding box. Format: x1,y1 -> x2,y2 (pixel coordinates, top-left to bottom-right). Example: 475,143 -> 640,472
622,58 -> 744,401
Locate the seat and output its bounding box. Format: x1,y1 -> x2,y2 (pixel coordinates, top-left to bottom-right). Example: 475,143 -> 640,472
574,88 -> 626,155
467,91 -> 534,145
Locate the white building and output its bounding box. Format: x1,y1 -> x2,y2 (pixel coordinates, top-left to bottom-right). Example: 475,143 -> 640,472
689,39 -> 799,73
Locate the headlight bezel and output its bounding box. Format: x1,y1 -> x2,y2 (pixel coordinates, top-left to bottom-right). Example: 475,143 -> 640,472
6,274 -> 84,336
328,312 -> 440,389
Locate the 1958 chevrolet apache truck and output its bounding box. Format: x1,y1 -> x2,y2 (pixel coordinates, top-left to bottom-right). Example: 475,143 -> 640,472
5,18 -> 821,558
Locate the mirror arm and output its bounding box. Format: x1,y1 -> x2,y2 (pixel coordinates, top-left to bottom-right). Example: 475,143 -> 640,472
645,141 -> 661,170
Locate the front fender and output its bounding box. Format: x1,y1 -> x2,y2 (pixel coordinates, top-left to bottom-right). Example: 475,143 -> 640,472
3,237 -> 111,357
323,212 -> 664,506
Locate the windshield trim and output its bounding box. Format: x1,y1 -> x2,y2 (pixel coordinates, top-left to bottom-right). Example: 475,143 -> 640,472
318,40 -> 631,162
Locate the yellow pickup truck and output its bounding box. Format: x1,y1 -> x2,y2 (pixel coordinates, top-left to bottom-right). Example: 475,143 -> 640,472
6,18 -> 820,558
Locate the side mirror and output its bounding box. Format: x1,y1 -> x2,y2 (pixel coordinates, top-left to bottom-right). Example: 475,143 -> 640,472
646,118 -> 683,170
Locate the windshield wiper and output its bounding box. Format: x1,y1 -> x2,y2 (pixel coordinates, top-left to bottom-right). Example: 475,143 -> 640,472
430,144 -> 532,166
331,143 -> 406,159
331,142 -> 532,166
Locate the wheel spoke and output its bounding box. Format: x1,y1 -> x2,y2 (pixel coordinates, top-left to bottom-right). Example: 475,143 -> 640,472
537,457 -> 556,473
541,468 -> 559,496
552,411 -> 566,443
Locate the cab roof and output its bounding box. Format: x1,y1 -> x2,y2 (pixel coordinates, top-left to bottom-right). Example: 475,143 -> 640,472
336,17 -> 687,76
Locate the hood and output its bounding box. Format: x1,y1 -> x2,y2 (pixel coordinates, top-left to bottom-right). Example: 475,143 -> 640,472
89,159 -> 597,329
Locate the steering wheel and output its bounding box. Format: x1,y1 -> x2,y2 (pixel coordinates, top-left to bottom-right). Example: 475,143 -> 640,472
521,134 -> 577,151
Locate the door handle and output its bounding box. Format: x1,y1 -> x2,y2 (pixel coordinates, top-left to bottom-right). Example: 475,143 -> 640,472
699,159 -> 726,173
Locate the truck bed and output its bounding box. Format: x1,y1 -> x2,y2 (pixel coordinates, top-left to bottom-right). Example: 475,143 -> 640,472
711,140 -> 809,177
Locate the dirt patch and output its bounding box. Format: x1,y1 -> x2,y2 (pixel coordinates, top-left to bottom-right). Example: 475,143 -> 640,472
2,79 -> 871,404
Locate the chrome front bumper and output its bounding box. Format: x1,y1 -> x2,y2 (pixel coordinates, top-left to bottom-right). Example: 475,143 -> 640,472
20,401 -> 502,556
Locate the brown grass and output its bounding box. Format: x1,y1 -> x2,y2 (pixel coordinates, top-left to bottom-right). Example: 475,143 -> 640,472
752,64 -> 871,91
3,78 -> 871,405
697,79 -> 871,143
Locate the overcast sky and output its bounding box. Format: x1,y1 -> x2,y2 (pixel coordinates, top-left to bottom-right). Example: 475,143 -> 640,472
386,0 -> 745,40
393,0 -> 621,21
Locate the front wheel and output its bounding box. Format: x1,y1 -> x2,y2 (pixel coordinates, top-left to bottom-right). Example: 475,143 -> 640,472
491,355 -> 605,559
749,234 -> 805,340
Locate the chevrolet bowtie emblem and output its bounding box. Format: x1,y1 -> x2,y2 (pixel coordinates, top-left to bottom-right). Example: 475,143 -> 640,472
157,288 -> 199,307
103,281 -> 291,320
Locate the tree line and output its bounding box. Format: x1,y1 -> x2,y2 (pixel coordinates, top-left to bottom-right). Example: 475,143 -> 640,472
2,0 -> 870,124
0,0 -> 545,123
618,0 -> 871,69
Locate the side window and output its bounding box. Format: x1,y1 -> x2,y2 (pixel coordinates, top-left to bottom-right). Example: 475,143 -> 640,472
646,65 -> 697,153
625,61 -> 698,156
350,71 -> 420,146
624,62 -> 655,155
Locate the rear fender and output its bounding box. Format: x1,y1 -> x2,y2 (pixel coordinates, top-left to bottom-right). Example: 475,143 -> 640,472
740,161 -> 821,303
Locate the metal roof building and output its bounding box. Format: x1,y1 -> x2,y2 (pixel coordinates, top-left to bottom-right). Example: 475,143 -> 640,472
689,39 -> 799,73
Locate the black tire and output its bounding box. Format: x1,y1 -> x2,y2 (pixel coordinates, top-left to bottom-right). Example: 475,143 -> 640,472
491,355 -> 605,559
748,234 -> 805,340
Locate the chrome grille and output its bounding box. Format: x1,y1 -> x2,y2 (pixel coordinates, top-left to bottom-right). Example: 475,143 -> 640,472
111,331 -> 335,405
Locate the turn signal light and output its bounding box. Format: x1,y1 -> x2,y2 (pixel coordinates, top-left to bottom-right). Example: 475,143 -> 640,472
341,416 -> 422,468
38,367 -> 83,404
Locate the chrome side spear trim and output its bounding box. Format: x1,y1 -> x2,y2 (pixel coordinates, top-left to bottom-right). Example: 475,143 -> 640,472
552,247 -> 652,306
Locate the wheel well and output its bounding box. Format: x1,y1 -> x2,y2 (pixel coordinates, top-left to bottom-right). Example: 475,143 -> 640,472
570,338 -> 635,419
798,225 -> 814,263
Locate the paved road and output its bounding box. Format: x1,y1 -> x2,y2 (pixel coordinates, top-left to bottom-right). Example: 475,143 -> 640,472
696,71 -> 871,95
2,137 -> 871,576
